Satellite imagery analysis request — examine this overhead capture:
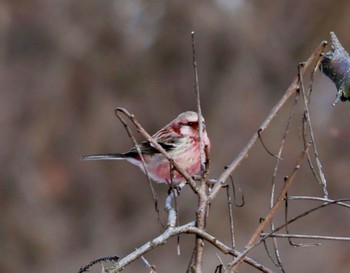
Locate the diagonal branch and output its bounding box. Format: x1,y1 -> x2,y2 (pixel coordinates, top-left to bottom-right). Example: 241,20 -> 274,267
226,143 -> 310,272
208,41 -> 327,204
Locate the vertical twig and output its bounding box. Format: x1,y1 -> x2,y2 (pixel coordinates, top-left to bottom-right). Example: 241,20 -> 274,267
191,31 -> 206,172
191,31 -> 208,273
298,62 -> 328,198
267,90 -> 300,270
225,183 -> 236,248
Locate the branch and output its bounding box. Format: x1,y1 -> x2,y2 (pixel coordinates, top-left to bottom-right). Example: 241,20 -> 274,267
287,196 -> 350,209
260,233 -> 350,242
226,143 -> 310,272
104,221 -> 273,273
298,62 -> 328,198
191,31 -> 206,172
190,30 -> 209,273
208,41 -> 328,204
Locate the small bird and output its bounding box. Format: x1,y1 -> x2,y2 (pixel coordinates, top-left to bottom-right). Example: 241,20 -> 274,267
82,111 -> 210,185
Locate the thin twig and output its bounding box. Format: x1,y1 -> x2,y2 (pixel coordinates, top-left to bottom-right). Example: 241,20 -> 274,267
261,235 -> 283,270
216,254 -> 226,272
224,184 -> 236,248
284,192 -> 318,247
226,143 -> 310,272
259,198 -> 350,247
191,31 -> 206,172
208,41 -> 328,204
230,176 -> 245,207
141,256 -> 157,273
268,90 -> 300,269
287,196 -> 350,209
298,62 -> 328,198
257,129 -> 282,160
223,197 -> 350,273
114,110 -> 162,226
260,233 -> 350,242
191,31 -> 208,273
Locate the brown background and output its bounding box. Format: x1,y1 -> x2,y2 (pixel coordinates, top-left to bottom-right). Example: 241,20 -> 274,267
1,1 -> 350,272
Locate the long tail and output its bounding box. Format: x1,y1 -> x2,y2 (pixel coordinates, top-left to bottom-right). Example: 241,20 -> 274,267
81,153 -> 126,161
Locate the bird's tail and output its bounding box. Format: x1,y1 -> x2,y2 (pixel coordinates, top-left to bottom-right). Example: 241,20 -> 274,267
81,153 -> 126,161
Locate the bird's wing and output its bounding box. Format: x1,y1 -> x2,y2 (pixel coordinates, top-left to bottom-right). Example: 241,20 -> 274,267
125,133 -> 180,157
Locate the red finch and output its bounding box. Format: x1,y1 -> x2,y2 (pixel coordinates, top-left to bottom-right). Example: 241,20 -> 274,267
82,111 -> 210,185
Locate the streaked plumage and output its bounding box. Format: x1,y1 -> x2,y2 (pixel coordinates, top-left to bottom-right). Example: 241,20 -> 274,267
82,111 -> 210,185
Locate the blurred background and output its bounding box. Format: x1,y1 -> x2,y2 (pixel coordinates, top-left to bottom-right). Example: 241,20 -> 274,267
1,0 -> 350,272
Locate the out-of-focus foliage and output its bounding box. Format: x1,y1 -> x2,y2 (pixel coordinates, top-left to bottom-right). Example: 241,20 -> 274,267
1,1 -> 350,272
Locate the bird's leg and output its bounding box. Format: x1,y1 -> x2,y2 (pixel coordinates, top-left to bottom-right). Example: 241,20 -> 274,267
165,186 -> 177,227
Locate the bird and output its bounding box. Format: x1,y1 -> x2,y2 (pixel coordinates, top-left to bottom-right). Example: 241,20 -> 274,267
82,111 -> 210,185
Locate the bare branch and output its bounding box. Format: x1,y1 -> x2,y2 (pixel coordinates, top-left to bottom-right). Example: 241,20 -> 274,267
268,90 -> 300,268
226,143 -> 310,272
298,62 -> 328,198
287,196 -> 350,209
208,41 -> 328,204
261,198 -> 350,246
191,31 -> 206,173
261,233 -> 350,242
104,221 -> 273,273
190,31 -> 209,273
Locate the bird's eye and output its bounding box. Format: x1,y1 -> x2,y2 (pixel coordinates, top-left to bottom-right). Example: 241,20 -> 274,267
187,122 -> 195,126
